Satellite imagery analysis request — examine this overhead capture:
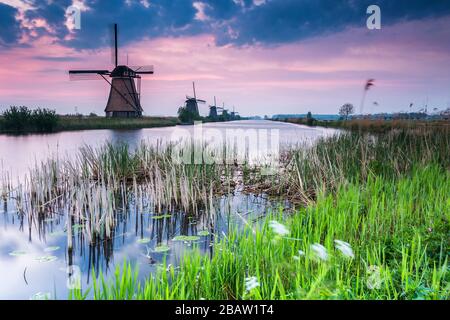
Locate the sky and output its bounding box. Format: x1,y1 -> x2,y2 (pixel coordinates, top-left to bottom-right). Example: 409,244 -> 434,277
0,0 -> 450,117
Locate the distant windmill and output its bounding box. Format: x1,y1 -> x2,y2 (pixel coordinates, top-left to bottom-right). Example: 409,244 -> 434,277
221,103 -> 229,119
208,96 -> 220,118
69,24 -> 154,117
184,82 -> 206,116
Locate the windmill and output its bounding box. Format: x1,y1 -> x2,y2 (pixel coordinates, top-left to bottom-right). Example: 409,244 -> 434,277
184,82 -> 206,116
230,106 -> 240,119
221,103 -> 230,120
69,24 -> 154,117
208,96 -> 222,119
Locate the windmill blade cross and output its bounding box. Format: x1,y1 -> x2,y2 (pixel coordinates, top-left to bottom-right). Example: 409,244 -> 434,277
130,65 -> 154,74
68,70 -> 111,81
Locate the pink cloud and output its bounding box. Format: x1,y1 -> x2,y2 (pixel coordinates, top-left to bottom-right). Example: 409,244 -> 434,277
1,16 -> 450,116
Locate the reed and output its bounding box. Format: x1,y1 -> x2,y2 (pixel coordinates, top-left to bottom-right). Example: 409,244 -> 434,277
71,166 -> 449,300
250,127 -> 450,203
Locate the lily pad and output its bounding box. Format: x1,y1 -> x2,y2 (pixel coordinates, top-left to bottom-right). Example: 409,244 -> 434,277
198,230 -> 210,237
9,250 -> 27,257
44,246 -> 60,252
151,214 -> 172,220
172,235 -> 200,242
153,245 -> 170,253
35,255 -> 58,263
48,231 -> 65,237
136,238 -> 151,244
30,292 -> 51,300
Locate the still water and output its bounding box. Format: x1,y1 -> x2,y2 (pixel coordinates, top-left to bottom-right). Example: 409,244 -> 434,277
0,120 -> 339,299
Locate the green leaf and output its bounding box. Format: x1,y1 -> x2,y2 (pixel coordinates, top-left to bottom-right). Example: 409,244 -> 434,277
44,246 -> 60,252
136,238 -> 151,244
198,230 -> 210,236
172,235 -> 200,242
35,255 -> 58,263
30,292 -> 51,300
48,231 -> 65,237
9,250 -> 27,257
154,245 -> 170,253
151,214 -> 172,220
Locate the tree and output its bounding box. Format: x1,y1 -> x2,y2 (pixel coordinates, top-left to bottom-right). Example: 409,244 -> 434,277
177,106 -> 201,124
2,106 -> 32,131
306,111 -> 314,126
31,108 -> 59,132
441,107 -> 450,119
339,103 -> 354,120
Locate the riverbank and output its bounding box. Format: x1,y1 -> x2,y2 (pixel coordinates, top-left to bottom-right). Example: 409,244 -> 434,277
0,115 -> 179,134
274,118 -> 450,133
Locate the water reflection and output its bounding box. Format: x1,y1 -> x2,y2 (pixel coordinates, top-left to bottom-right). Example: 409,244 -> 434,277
0,120 -> 339,299
0,120 -> 339,176
0,191 -> 283,299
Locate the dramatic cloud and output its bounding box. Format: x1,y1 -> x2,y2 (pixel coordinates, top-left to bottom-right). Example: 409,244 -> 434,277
0,3 -> 21,46
1,1 -> 450,116
1,0 -> 450,49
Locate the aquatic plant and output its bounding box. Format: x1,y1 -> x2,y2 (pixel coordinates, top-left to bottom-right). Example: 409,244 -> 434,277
71,166 -> 449,300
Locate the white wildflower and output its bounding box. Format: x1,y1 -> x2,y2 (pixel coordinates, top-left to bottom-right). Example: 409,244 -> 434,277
366,265 -> 382,290
245,276 -> 260,292
310,243 -> 329,261
334,240 -> 355,259
269,220 -> 290,236
293,250 -> 305,261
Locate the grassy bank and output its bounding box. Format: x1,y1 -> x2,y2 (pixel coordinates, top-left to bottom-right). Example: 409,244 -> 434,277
55,115 -> 179,131
276,118 -> 450,133
0,115 -> 179,134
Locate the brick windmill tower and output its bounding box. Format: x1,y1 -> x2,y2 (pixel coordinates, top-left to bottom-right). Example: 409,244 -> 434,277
69,24 -> 154,117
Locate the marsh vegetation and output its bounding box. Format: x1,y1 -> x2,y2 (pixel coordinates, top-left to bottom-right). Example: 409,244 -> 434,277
1,122 -> 449,300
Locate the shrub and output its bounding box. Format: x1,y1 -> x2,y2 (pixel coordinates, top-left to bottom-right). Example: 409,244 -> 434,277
177,106 -> 201,123
1,106 -> 59,132
31,108 -> 59,132
2,106 -> 32,131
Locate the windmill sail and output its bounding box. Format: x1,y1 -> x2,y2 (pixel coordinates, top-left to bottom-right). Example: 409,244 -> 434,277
130,65 -> 154,74
69,70 -> 110,81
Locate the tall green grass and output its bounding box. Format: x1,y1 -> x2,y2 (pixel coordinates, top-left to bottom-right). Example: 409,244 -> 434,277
56,115 -> 178,131
255,128 -> 450,203
71,165 -> 449,300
